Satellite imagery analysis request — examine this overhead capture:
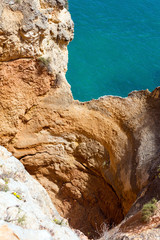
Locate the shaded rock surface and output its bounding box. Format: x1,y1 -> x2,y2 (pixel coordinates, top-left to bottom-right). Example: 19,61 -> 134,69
100,201 -> 160,240
0,0 -> 160,239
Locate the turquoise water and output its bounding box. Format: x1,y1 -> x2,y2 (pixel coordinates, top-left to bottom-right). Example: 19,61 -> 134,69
66,0 -> 160,101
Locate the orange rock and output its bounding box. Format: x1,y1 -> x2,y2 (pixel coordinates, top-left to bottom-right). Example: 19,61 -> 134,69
0,0 -> 160,239
0,225 -> 20,240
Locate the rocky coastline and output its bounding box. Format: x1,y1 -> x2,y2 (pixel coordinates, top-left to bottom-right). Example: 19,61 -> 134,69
0,1 -> 159,239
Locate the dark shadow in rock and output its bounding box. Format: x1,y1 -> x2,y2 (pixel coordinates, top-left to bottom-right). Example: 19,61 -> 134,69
57,166 -> 124,239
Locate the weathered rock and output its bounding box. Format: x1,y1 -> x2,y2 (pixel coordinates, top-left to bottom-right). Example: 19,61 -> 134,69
0,0 -> 73,75
0,0 -> 160,239
100,201 -> 160,240
0,223 -> 52,240
0,225 -> 20,240
0,145 -> 81,240
1,80 -> 159,238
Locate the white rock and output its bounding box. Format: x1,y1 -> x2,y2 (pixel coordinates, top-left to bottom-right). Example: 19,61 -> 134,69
0,146 -> 80,240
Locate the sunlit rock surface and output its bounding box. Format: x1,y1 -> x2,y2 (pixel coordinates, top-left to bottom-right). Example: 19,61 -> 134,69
0,0 -> 160,239
0,146 -> 81,239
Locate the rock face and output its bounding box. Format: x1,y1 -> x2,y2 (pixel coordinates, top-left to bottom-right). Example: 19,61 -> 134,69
0,0 -> 73,69
0,145 -> 81,240
0,0 -> 160,239
2,85 -> 160,238
100,201 -> 160,240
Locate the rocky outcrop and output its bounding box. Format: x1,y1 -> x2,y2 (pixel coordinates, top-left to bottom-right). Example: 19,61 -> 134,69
100,201 -> 160,240
1,74 -> 160,238
0,0 -> 160,239
0,145 -> 81,240
0,0 -> 73,66
0,0 -> 73,111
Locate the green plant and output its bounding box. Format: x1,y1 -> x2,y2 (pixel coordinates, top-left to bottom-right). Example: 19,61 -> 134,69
141,198 -> 157,223
3,177 -> 9,184
17,214 -> 26,226
53,218 -> 63,225
15,0 -> 21,3
38,57 -> 50,66
157,165 -> 160,178
4,206 -> 26,227
37,56 -> 52,73
0,183 -> 9,192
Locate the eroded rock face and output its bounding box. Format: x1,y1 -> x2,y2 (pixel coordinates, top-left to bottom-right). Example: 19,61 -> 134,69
0,145 -> 80,240
13,132 -> 124,237
0,0 -> 73,74
2,85 -> 160,237
0,0 -> 160,239
100,201 -> 160,240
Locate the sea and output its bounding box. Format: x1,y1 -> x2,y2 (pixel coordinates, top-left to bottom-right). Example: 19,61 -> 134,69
66,0 -> 160,102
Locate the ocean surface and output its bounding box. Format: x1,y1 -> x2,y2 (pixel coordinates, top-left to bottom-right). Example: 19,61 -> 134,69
66,0 -> 160,101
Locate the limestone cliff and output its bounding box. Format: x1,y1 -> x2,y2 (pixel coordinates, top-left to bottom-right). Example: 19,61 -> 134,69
0,0 -> 160,239
0,145 -> 82,240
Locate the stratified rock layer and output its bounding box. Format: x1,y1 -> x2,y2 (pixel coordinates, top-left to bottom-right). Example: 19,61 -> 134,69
0,0 -> 160,239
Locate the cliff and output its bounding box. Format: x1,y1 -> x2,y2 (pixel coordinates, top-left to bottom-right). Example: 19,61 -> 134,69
0,146 -> 83,240
0,0 -> 160,239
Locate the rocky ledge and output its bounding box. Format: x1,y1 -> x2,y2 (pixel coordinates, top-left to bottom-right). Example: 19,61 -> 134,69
0,0 -> 160,239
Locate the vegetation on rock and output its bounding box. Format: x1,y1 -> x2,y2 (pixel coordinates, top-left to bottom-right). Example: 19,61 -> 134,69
141,198 -> 157,223
37,57 -> 52,74
0,183 -> 9,192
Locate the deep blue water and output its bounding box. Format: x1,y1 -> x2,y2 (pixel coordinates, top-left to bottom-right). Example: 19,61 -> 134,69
66,0 -> 160,101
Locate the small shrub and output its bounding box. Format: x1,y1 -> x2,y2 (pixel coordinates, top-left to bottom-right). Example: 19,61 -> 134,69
17,214 -> 26,226
38,57 -> 51,66
37,56 -> 52,73
157,165 -> 160,172
53,218 -> 63,225
0,183 -> 9,192
4,206 -> 26,226
141,198 -> 157,223
15,0 -> 21,3
3,177 -> 9,184
157,165 -> 160,178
